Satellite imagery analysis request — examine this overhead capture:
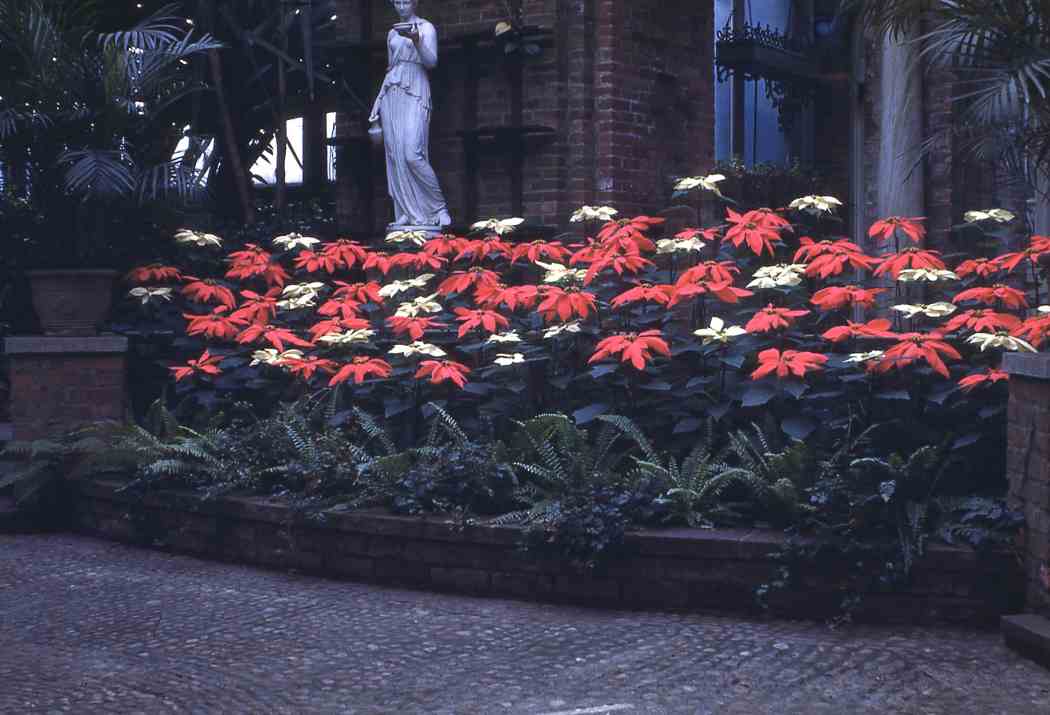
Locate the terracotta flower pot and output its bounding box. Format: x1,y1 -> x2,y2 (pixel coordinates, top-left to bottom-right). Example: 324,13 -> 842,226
27,269 -> 118,336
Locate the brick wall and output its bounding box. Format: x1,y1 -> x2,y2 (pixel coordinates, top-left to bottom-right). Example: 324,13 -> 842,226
1004,353 -> 1050,616
332,0 -> 714,235
73,478 -> 1022,624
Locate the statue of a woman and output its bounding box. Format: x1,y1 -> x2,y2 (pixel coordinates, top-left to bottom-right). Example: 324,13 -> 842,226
369,0 -> 451,230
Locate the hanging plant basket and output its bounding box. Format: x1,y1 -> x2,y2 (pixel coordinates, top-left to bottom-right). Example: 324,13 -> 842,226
716,38 -> 820,83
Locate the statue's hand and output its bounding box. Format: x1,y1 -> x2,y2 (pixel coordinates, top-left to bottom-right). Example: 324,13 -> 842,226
368,120 -> 383,145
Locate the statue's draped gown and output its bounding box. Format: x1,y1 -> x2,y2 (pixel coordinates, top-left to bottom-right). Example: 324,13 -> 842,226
369,20 -> 449,227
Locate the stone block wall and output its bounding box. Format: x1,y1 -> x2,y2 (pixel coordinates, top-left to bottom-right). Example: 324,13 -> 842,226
1004,353 -> 1050,616
4,337 -> 128,442
332,0 -> 714,234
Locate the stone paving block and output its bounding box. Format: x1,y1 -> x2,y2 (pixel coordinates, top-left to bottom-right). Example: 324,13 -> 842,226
429,567 -> 491,594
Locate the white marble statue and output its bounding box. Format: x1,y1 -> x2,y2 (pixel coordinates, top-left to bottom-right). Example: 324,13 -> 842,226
369,0 -> 452,230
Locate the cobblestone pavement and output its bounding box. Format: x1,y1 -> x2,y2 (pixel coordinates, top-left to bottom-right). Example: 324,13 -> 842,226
2,535 -> 1050,714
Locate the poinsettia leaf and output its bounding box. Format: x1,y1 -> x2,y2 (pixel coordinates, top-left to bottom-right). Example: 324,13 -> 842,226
639,380 -> 673,391
589,364 -> 617,379
385,399 -> 413,418
804,390 -> 844,401
926,384 -> 956,405
721,353 -> 746,368
327,410 -> 353,427
463,382 -> 492,396
782,380 -> 808,399
876,388 -> 910,400
708,402 -> 732,421
549,375 -> 572,390
573,402 -> 609,424
781,415 -> 816,441
952,433 -> 981,449
978,404 -> 1005,419
741,384 -> 776,407
674,418 -> 701,434
686,376 -> 715,389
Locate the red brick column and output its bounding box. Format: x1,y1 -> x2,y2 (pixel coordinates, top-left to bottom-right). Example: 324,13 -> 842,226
4,337 -> 129,442
1003,353 -> 1050,615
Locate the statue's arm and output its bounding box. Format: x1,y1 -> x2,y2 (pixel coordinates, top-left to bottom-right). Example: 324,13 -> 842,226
417,22 -> 438,69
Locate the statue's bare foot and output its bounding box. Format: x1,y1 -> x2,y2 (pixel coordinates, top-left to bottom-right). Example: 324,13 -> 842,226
437,209 -> 451,227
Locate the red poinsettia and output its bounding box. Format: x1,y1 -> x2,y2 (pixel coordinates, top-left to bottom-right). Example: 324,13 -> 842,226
226,244 -> 270,274
588,330 -> 671,370
821,318 -> 894,343
332,281 -> 383,305
422,234 -> 469,257
1012,315 -> 1050,348
386,316 -> 446,340
329,357 -> 392,386
235,324 -> 314,352
474,283 -> 539,311
955,257 -> 1000,279
750,348 -> 827,380
868,216 -> 925,244
745,304 -> 810,333
454,237 -> 512,262
677,261 -> 740,285
670,279 -> 753,307
125,263 -> 182,284
320,239 -> 368,270
170,349 -> 223,382
509,240 -> 571,264
536,286 -> 597,322
317,296 -> 363,321
794,237 -> 877,278
415,359 -> 471,388
183,306 -> 244,341
674,227 -> 720,243
438,267 -> 501,296
389,251 -> 447,272
994,236 -> 1050,273
308,317 -> 372,342
872,248 -> 946,278
596,215 -> 663,253
225,245 -> 288,287
583,249 -> 653,285
453,308 -> 510,338
875,332 -> 961,378
610,282 -> 677,308
362,251 -> 395,275
181,277 -> 237,309
952,284 -> 1028,309
943,309 -> 1021,334
724,208 -> 791,257
293,250 -> 340,274
810,285 -> 885,310
282,356 -> 339,380
231,288 -> 282,325
958,368 -> 1009,393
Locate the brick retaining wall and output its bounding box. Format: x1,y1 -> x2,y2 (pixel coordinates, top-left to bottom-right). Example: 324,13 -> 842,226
72,480 -> 1021,624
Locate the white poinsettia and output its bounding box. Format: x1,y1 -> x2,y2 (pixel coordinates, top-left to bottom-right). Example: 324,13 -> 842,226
693,316 -> 746,345
1039,305 -> 1050,315
272,232 -> 320,250
656,236 -> 706,254
963,208 -> 1015,224
127,286 -> 173,304
250,348 -> 305,366
486,331 -> 522,344
318,329 -> 375,345
281,282 -> 325,299
174,228 -> 223,247
891,302 -> 957,319
967,332 -> 1037,352
896,268 -> 959,282
471,217 -> 525,235
788,195 -> 842,214
570,205 -> 618,223
746,263 -> 806,289
394,293 -> 442,318
674,173 -> 725,196
536,261 -> 587,285
493,352 -> 526,367
543,321 -> 582,339
378,273 -> 435,298
388,342 -> 446,358
384,229 -> 428,246
844,350 -> 885,364
276,294 -> 316,310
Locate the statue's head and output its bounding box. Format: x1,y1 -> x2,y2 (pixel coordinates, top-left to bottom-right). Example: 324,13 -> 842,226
392,0 -> 418,21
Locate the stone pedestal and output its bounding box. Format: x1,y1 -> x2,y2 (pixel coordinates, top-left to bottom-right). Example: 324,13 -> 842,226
3,336 -> 129,442
1003,352 -> 1050,615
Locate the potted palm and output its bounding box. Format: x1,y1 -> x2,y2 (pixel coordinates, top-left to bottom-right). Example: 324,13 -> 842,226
0,1 -> 221,335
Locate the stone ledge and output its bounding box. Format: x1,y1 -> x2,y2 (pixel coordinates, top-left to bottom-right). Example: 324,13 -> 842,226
4,336 -> 128,355
1002,614 -> 1050,669
71,479 -> 1023,624
1003,353 -> 1050,380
